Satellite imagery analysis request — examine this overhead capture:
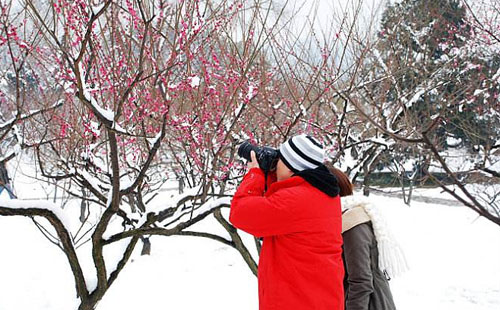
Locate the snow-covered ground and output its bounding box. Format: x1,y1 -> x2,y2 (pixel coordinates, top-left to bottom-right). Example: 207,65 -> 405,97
1,192 -> 500,309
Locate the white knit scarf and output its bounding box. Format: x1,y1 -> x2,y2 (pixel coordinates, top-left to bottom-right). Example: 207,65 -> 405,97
341,195 -> 409,279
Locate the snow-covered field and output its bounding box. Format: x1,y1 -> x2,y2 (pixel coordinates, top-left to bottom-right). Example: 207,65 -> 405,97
1,193 -> 499,310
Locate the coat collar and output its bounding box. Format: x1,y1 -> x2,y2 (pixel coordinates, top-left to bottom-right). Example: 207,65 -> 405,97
342,206 -> 371,233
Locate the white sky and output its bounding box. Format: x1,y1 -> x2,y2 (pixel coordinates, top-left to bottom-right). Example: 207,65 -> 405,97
250,0 -> 390,57
288,0 -> 389,37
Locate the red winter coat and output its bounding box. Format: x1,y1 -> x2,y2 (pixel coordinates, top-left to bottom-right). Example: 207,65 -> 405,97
230,168 -> 344,310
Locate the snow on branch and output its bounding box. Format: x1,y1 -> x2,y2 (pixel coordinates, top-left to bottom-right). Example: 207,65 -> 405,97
0,99 -> 64,130
405,88 -> 426,109
0,197 -> 89,299
163,196 -> 232,230
103,189 -> 232,244
120,117 -> 168,195
78,62 -> 114,124
0,198 -> 73,232
0,143 -> 20,162
78,168 -> 110,195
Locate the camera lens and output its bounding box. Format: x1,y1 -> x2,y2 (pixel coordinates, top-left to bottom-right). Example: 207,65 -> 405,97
237,141 -> 256,162
237,141 -> 278,172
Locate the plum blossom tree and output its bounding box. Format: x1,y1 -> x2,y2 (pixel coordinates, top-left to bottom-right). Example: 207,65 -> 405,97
0,0 -> 295,308
1,0 -> 371,307
0,0 -> 63,180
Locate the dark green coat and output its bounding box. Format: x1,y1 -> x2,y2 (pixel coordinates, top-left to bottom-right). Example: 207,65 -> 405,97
342,222 -> 397,310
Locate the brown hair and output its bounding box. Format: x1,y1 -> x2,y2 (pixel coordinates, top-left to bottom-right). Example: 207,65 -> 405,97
326,165 -> 353,197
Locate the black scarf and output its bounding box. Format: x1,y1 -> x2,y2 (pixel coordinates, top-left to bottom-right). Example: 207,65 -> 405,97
294,165 -> 340,197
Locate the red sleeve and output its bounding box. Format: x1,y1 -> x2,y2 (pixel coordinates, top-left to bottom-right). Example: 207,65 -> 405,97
229,168 -> 301,237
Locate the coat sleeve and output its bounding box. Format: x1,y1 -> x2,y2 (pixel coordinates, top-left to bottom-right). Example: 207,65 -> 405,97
343,223 -> 375,310
229,168 -> 302,237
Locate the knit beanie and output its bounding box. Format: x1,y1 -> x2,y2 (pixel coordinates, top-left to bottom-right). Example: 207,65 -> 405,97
279,134 -> 325,172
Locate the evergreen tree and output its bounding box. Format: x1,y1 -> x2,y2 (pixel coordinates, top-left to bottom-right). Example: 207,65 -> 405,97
373,0 -> 499,151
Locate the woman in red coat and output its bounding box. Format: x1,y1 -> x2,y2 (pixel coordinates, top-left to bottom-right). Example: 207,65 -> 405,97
230,134 -> 344,310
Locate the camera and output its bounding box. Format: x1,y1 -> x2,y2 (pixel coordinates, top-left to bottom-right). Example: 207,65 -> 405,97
237,141 -> 279,172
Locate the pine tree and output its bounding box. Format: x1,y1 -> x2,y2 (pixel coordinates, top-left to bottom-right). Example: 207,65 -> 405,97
373,0 -> 499,150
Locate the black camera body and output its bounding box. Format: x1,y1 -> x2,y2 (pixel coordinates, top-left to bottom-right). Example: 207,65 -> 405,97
237,141 -> 279,172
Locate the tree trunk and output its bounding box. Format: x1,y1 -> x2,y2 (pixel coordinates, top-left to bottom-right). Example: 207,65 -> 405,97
78,301 -> 95,310
140,237 -> 151,256
214,209 -> 258,276
363,169 -> 370,196
254,237 -> 262,256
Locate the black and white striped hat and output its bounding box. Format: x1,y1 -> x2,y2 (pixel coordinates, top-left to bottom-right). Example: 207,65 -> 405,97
279,134 -> 325,172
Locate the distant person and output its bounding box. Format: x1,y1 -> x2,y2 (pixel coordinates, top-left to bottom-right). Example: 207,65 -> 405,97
0,161 -> 15,199
230,134 -> 345,310
328,166 -> 408,310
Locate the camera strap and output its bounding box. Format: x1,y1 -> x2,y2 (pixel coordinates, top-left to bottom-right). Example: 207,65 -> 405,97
264,170 -> 269,193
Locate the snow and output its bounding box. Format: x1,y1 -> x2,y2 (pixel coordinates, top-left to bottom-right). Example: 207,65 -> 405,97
79,62 -> 115,122
163,196 -> 232,229
0,198 -> 73,233
98,231 -> 258,310
95,105 -> 115,122
188,76 -> 201,88
0,216 -> 80,310
111,122 -> 128,134
378,195 -> 500,310
446,136 -> 462,147
92,3 -> 106,14
146,131 -> 163,148
273,101 -> 284,109
1,153 -> 499,310
0,188 -> 12,199
234,102 -> 244,117
106,188 -> 113,208
406,87 -> 426,108
247,84 -> 256,100
492,67 -> 500,82
373,49 -> 389,72
0,143 -> 20,162
370,136 -> 395,148
299,102 -> 307,116
79,169 -> 108,192
473,89 -> 486,97
1,191 -> 499,310
146,184 -> 203,213
428,148 -> 478,173
118,175 -> 134,192
0,99 -> 63,130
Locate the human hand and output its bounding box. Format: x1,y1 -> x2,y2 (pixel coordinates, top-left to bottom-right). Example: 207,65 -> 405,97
248,150 -> 260,171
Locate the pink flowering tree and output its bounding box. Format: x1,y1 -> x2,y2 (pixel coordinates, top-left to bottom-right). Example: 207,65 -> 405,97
0,0 -> 63,179
0,0 -> 306,308
0,0 -> 369,307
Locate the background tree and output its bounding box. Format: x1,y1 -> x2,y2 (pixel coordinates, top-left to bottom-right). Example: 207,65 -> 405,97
344,0 -> 500,224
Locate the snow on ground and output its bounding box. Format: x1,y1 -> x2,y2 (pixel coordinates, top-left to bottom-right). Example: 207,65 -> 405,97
0,215 -> 80,310
0,210 -> 258,310
98,228 -> 258,309
372,183 -> 500,208
1,192 -> 500,310
367,195 -> 500,310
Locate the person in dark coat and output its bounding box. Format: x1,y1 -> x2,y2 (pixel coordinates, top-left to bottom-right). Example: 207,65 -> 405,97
0,161 -> 15,199
328,167 -> 407,310
231,134 -> 345,310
